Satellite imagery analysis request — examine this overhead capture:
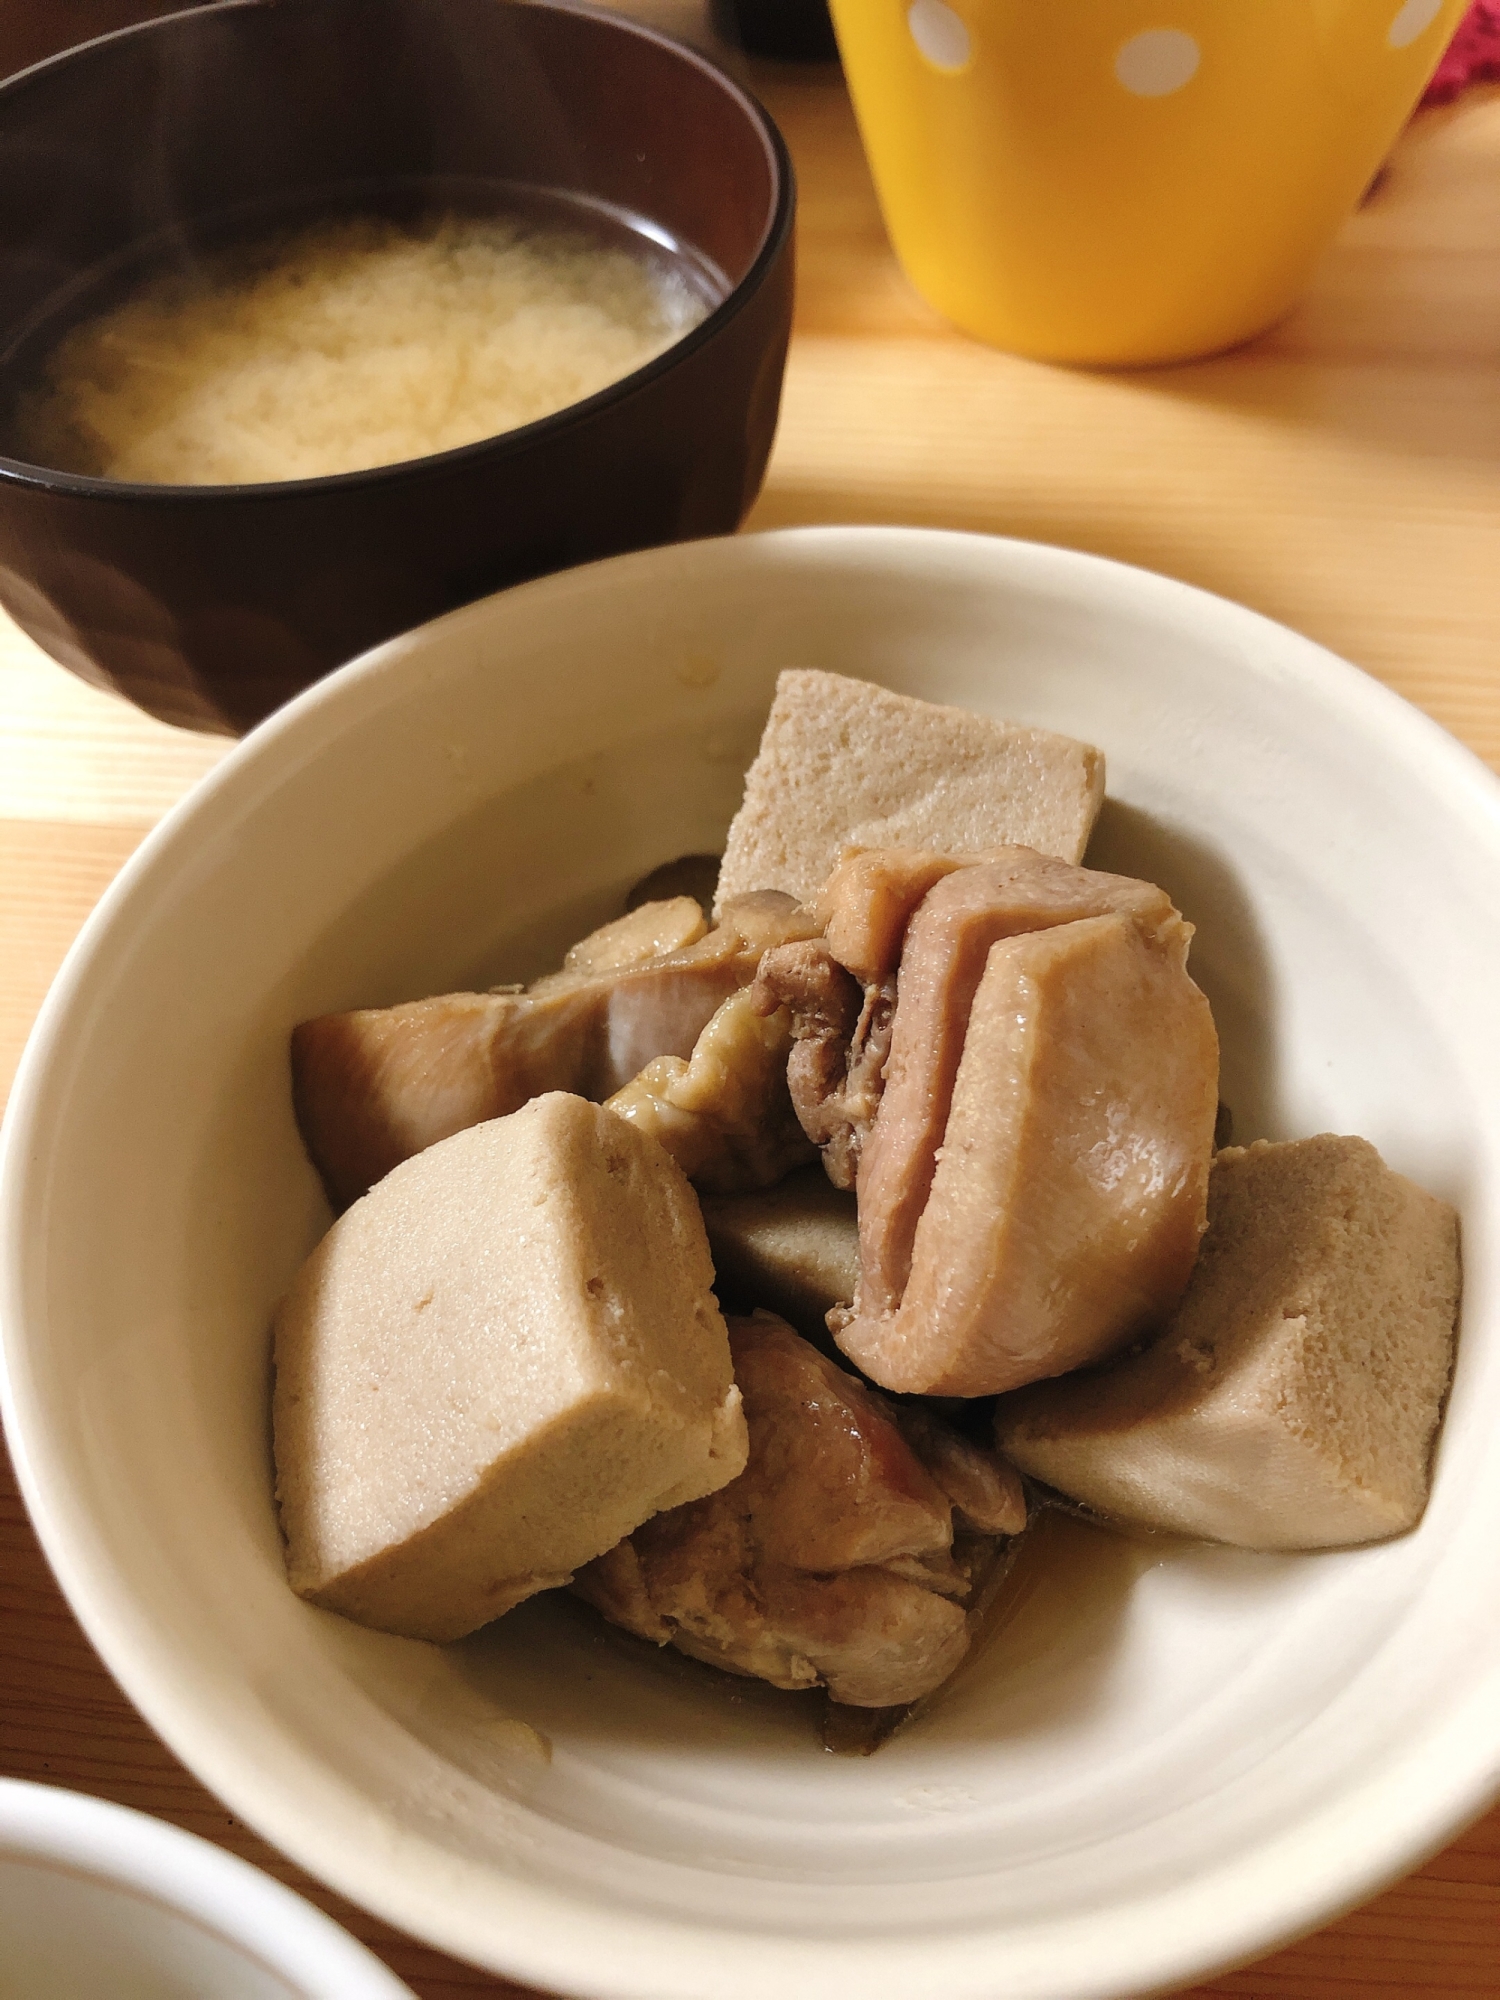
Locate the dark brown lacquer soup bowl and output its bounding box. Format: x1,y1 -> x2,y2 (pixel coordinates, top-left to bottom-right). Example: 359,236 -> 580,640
0,0 -> 794,733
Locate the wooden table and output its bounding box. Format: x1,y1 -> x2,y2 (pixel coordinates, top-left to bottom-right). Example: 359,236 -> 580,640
3,27 -> 1499,1999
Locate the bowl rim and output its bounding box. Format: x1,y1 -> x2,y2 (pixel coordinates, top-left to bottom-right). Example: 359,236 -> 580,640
3,524 -> 1500,1999
0,0 -> 795,503
0,1776 -> 414,1997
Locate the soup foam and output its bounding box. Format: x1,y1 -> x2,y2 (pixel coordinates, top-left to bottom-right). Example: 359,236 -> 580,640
16,211 -> 713,485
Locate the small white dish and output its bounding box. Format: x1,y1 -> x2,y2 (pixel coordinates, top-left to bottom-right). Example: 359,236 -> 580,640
0,1778 -> 413,1998
2,527 -> 1499,2000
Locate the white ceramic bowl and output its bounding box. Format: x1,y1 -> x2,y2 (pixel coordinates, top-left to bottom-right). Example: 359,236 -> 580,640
3,527 -> 1499,2000
0,1778 -> 413,1998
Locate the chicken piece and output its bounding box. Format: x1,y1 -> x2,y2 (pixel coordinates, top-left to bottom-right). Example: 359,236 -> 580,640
752,851 -> 1080,1197
816,845 -> 1015,985
699,1164 -> 860,1346
834,910 -> 1220,1397
751,941 -> 896,1191
890,1405 -> 1027,1537
292,891 -> 819,1208
574,1315 -> 1026,1707
854,850 -> 1183,1326
603,987 -> 816,1195
558,896 -> 706,974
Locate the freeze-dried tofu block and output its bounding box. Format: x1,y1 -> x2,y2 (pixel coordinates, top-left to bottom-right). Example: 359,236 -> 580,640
274,1093 -> 747,1641
995,1136 -> 1461,1548
714,669 -> 1104,912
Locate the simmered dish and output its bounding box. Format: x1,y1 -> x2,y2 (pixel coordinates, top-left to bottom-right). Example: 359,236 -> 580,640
273,668 -> 1461,1722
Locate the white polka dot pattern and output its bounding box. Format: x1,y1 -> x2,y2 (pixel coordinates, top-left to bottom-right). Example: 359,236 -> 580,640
1114,27 -> 1201,97
906,0 -> 972,73
1388,0 -> 1444,48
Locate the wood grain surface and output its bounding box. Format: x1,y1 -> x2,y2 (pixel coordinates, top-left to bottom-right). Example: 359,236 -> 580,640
2,17 -> 1498,1999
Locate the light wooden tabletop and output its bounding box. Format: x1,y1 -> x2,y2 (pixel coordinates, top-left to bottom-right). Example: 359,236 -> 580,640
2,25 -> 1498,2000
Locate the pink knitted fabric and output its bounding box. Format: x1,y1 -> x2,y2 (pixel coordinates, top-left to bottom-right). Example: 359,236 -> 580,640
1423,1 -> 1500,103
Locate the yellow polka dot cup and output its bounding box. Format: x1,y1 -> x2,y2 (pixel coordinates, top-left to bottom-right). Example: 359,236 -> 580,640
827,0 -> 1467,363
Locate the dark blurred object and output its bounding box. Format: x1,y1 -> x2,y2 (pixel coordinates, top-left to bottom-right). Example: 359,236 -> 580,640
625,853 -> 722,913
1423,0 -> 1500,102
0,0 -> 793,734
711,0 -> 838,62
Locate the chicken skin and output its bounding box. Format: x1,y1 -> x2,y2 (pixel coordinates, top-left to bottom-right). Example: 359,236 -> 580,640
574,1315 -> 1025,1708
293,892 -> 819,1207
